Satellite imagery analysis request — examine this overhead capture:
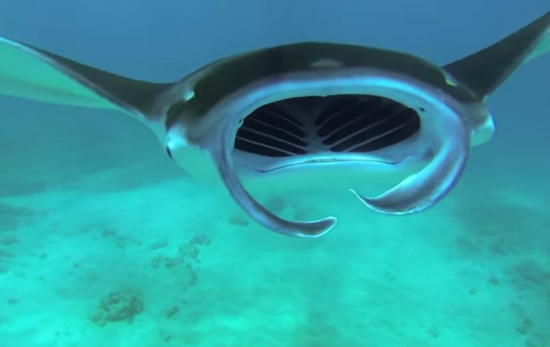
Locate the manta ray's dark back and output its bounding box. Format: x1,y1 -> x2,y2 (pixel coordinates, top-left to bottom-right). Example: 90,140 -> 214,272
444,9 -> 550,100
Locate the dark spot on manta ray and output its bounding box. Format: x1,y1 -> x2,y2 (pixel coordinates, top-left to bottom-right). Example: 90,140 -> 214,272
165,146 -> 173,159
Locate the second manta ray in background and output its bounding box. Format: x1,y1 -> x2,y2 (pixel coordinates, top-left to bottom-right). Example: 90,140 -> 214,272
1,10 -> 549,237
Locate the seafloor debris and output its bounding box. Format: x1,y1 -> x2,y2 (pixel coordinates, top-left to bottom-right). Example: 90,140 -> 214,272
0,234 -> 18,246
0,232 -> 17,273
148,239 -> 169,250
149,235 -> 211,290
0,202 -> 34,231
89,291 -> 144,326
163,305 -> 179,319
177,235 -> 210,262
150,235 -> 210,269
0,248 -> 14,273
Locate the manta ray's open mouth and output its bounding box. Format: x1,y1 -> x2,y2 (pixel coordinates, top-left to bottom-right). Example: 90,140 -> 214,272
234,95 -> 421,157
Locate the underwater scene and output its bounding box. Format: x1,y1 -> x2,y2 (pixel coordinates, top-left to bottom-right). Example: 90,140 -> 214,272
0,0 -> 549,346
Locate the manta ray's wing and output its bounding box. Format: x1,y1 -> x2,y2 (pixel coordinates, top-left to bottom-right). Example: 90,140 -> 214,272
443,9 -> 550,99
0,36 -> 172,122
525,25 -> 550,63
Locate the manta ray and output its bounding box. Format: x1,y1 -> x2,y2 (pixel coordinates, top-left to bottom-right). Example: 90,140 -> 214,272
1,10 -> 549,237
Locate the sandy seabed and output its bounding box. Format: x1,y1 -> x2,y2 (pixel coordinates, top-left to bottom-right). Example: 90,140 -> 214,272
0,161 -> 548,347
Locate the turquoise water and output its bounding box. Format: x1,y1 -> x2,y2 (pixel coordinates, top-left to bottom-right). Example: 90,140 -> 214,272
1,1 -> 550,346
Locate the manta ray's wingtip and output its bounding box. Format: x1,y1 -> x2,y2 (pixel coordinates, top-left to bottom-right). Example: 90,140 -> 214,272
443,9 -> 550,99
0,34 -> 171,117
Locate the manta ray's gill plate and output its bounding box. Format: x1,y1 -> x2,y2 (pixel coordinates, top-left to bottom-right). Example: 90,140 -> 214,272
234,95 -> 421,158
235,101 -> 308,157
